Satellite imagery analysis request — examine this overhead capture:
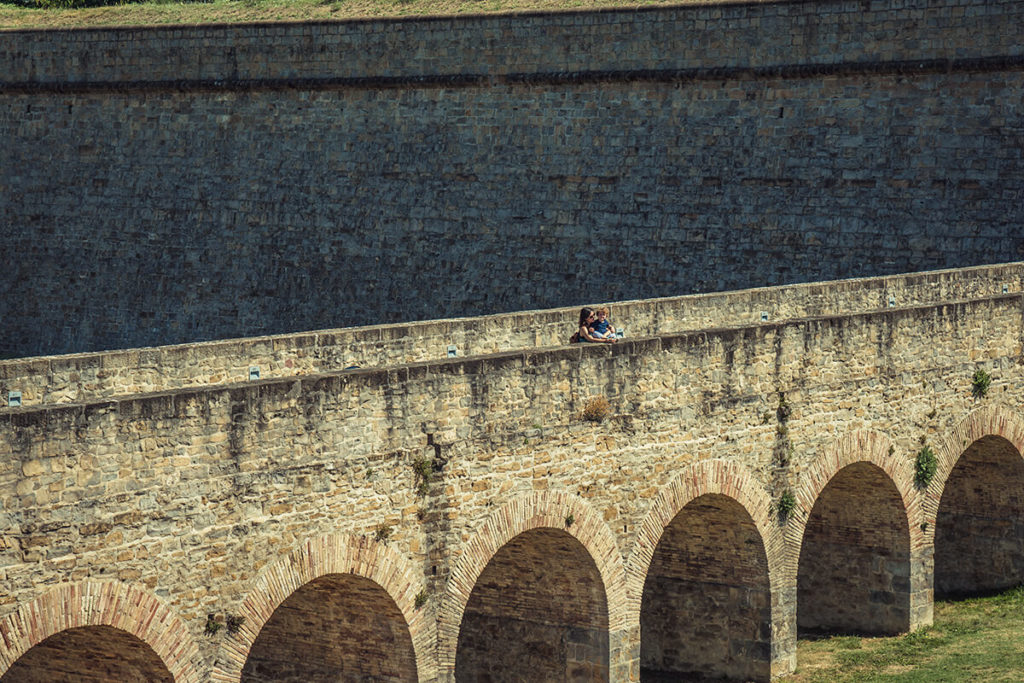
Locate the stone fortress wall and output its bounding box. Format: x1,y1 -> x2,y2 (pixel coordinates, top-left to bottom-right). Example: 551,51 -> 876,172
2,0 -> 1024,358
2,263 -> 1024,680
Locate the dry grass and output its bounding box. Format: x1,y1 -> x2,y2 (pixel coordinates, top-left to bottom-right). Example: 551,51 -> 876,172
0,0 -> 736,31
582,395 -> 611,423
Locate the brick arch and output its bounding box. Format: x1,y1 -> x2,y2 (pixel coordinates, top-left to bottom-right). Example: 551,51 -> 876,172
439,491 -> 628,673
0,580 -> 203,682
929,404 -> 1024,597
213,533 -> 429,683
927,404 -> 1024,516
627,459 -> 780,682
626,458 -> 781,616
790,429 -> 920,564
793,430 -> 920,637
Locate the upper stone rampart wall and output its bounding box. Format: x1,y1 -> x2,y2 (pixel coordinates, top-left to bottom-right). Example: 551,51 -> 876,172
2,0 -> 1023,357
1,262 -> 1020,406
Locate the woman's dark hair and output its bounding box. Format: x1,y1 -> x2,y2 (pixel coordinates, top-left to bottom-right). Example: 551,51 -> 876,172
578,307 -> 595,327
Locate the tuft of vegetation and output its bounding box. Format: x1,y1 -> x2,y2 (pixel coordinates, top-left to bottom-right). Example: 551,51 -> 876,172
582,396 -> 610,423
971,368 -> 991,398
412,455 -> 433,496
776,391 -> 792,422
204,614 -> 222,636
414,589 -> 428,609
776,490 -> 796,523
914,444 -> 938,489
225,614 -> 245,634
373,523 -> 391,544
564,512 -> 575,528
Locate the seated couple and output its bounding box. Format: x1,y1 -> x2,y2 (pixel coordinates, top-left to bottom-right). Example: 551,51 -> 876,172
572,307 -> 618,344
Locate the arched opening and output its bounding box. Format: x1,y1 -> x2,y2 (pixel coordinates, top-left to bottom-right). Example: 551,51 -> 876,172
0,625 -> 172,683
241,573 -> 417,682
640,493 -> 771,682
935,435 -> 1024,597
455,527 -> 609,681
798,462 -> 911,636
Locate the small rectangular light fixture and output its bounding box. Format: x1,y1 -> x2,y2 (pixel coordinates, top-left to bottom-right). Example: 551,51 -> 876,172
1004,284 -> 1009,294
447,345 -> 458,358
760,312 -> 769,321
248,366 -> 260,381
888,296 -> 896,307
8,391 -> 22,408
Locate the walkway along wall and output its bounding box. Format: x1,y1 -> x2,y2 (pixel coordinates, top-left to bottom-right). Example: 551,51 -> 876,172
2,0 -> 1024,357
1,270 -> 1024,680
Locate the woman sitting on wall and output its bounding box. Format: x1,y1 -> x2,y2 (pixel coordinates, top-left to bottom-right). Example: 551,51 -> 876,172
571,307 -> 616,343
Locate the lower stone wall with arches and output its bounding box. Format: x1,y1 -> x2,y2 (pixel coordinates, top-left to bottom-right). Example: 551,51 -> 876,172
4,404 -> 1024,681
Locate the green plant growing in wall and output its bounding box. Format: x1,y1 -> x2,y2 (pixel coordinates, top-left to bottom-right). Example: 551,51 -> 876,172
374,523 -> 392,544
772,391 -> 793,469
776,490 -> 797,523
564,513 -> 575,528
776,392 -> 792,422
415,590 -> 428,609
204,614 -> 222,636
915,445 -> 938,489
412,456 -> 433,496
972,369 -> 991,398
225,614 -> 245,635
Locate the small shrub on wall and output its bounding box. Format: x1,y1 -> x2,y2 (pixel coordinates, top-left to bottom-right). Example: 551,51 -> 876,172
915,445 -> 938,488
775,490 -> 796,523
971,369 -> 992,398
582,396 -> 611,423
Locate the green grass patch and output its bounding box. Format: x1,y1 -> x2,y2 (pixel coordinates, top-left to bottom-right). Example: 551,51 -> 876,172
789,586 -> 1024,682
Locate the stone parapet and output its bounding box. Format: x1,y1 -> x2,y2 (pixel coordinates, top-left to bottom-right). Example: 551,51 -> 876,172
1,262 -> 1019,406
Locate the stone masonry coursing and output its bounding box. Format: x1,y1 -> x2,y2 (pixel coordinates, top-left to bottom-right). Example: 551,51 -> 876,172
1,267 -> 1024,680
2,0 -> 1024,357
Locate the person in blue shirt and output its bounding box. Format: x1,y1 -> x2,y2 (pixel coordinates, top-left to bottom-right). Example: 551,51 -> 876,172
590,307 -> 617,339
